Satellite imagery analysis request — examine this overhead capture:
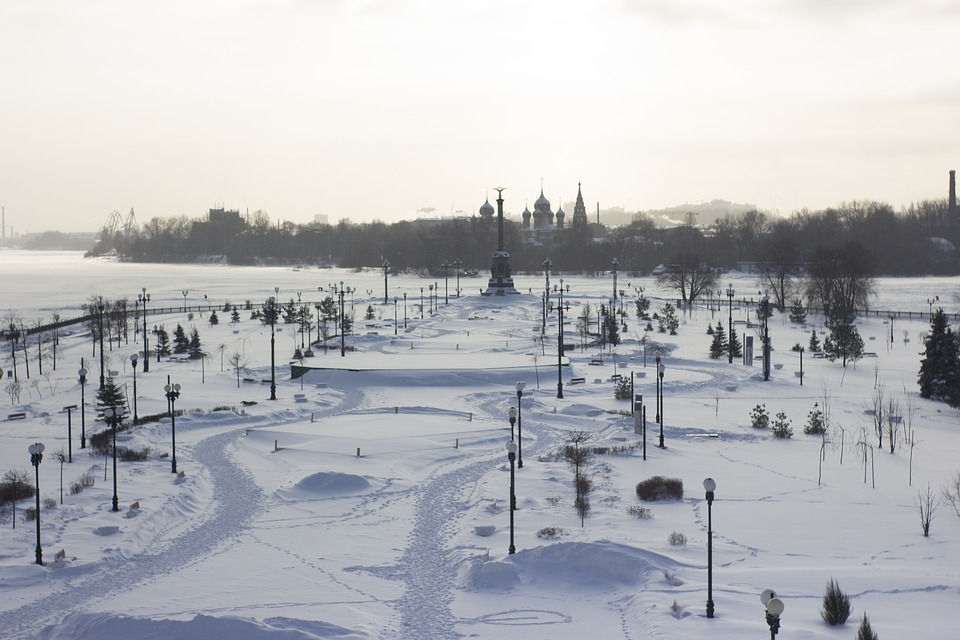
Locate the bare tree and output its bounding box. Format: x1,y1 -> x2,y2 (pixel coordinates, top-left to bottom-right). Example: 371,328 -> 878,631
918,483 -> 939,536
886,395 -> 901,454
869,387 -> 885,450
4,381 -> 22,405
943,471 -> 960,520
563,431 -> 593,526
228,352 -> 246,388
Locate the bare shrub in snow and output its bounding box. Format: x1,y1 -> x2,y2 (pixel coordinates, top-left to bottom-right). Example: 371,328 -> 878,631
635,476 -> 683,501
667,532 -> 687,546
626,505 -> 653,519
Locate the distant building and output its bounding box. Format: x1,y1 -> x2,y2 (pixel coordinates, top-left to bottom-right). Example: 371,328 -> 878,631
314,214 -> 329,225
208,207 -> 241,224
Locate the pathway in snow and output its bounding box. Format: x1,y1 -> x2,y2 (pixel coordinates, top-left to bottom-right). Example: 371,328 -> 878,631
5,429 -> 263,640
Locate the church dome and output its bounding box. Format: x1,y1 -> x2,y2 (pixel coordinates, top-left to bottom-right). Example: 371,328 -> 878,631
534,189 -> 551,214
556,205 -> 565,219
479,199 -> 494,218
522,206 -> 532,220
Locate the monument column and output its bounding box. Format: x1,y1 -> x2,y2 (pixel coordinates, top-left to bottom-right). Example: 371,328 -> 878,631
483,187 -> 520,296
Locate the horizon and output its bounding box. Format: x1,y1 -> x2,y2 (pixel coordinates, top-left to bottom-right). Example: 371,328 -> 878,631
2,0 -> 959,233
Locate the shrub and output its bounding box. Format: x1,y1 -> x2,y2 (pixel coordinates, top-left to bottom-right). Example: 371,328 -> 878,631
43,497 -> 57,510
771,411 -> 793,439
69,481 -> 84,495
856,614 -> 878,640
821,578 -> 852,625
0,470 -> 35,503
804,402 -> 827,434
636,476 -> 684,501
626,505 -> 653,519
614,377 -> 632,400
537,527 -> 565,539
668,532 -> 687,546
750,404 -> 770,429
24,507 -> 37,521
118,447 -> 150,462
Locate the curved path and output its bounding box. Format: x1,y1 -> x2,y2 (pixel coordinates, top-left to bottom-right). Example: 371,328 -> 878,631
5,429 -> 264,640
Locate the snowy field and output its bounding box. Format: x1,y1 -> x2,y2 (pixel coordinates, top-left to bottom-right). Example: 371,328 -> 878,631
1,250 -> 959,640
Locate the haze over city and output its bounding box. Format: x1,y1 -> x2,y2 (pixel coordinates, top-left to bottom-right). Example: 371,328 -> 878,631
2,0 -> 958,233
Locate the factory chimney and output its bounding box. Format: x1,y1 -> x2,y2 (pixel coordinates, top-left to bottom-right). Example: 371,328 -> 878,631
950,170 -> 957,213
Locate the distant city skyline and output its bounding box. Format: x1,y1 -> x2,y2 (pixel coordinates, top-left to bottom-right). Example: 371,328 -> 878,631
1,0 -> 958,233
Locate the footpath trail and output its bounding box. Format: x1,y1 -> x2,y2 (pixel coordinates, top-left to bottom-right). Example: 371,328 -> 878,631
5,429 -> 263,640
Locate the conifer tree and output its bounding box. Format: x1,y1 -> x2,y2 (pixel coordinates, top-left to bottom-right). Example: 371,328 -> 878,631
208,310 -> 219,325
856,614 -> 878,640
709,321 -> 727,358
365,305 -> 375,320
173,324 -> 189,354
604,311 -> 621,346
918,308 -> 960,406
789,298 -> 807,323
156,327 -> 171,356
729,324 -> 743,358
188,328 -> 204,360
95,376 -> 127,420
230,308 -> 241,323
282,299 -> 298,324
809,328 -> 821,352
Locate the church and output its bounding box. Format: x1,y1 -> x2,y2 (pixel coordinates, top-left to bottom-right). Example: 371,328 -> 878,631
478,182 -> 590,245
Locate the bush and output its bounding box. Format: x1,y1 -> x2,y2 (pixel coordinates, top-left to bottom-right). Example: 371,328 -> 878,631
118,447 -> 150,462
43,497 -> 57,510
614,377 -> 632,400
804,402 -> 826,434
24,507 -> 37,521
668,532 -> 687,546
0,470 -> 35,503
636,476 -> 684,501
537,527 -> 565,539
856,614 -> 878,640
821,578 -> 852,625
750,404 -> 770,429
771,411 -> 793,439
626,505 -> 653,519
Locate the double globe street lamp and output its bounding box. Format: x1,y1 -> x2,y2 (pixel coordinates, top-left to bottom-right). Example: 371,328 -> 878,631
704,477 -> 717,618
761,589 -> 785,639
28,442 -> 45,565
506,440 -> 517,554
103,406 -> 125,512
515,382 -> 525,468
78,364 -> 88,449
164,381 -> 182,473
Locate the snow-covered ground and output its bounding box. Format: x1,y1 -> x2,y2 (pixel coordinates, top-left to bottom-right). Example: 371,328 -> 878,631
1,251 -> 959,639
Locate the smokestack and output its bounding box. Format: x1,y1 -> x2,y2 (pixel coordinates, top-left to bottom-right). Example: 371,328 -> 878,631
950,170 -> 957,212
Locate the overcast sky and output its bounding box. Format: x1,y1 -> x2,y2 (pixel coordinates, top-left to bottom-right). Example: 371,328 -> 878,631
1,0 -> 958,233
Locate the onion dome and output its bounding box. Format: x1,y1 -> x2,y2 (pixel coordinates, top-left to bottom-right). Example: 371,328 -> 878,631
479,199 -> 494,218
521,206 -> 532,229
534,189 -> 551,214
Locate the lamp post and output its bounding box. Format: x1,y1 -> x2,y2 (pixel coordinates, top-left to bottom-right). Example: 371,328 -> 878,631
552,280 -> 568,399
454,259 -> 462,297
508,406 -> 516,441
103,406 -> 125,511
382,259 -> 391,304
97,297 -> 105,390
139,288 -> 150,372
506,440 -> 517,554
441,262 -> 450,304
420,287 -> 424,319
78,363 -> 88,449
428,284 -> 435,314
393,297 -> 398,335
889,314 -> 895,345
63,404 -> 77,462
265,296 -> 277,399
403,292 -> 408,328
543,258 -> 552,333
29,442 -> 44,565
703,477 -> 716,618
611,257 -> 619,307
927,296 -> 938,320
656,350 -> 665,448
333,282 -> 352,357
762,293 -> 771,381
181,289 -> 189,312
515,382 -> 525,468
761,590 -> 784,640
164,380 -> 181,473
129,354 -> 139,421
726,284 -> 735,364
799,347 -> 804,386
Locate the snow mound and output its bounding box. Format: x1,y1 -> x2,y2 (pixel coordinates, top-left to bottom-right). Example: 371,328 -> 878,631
465,540 -> 680,592
37,612 -> 366,639
558,404 -> 604,417
293,472 -> 372,495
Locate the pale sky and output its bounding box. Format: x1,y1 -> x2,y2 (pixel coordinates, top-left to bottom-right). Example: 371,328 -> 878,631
1,0 -> 958,233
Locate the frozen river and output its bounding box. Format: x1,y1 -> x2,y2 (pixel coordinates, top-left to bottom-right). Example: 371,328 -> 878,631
1,249 -> 958,320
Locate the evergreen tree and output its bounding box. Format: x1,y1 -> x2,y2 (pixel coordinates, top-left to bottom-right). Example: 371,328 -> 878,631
659,303 -> 679,335
95,376 -> 127,420
709,321 -> 728,359
365,305 -> 375,320
804,402 -> 826,434
823,303 -> 863,367
230,308 -> 241,323
173,324 -> 189,354
188,328 -> 203,359
918,309 -> 960,406
856,614 -> 878,640
604,312 -> 621,346
208,310 -> 219,325
729,324 -> 743,358
788,298 -> 807,323
156,327 -> 171,356
319,296 -> 338,323
261,299 -> 280,325
282,299 -> 298,323
809,328 -> 821,352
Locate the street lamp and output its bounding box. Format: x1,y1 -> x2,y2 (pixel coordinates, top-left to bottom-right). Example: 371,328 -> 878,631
656,351 -> 665,449
403,292 -> 408,328
103,405 -> 125,511
441,262 -> 450,304
762,293 -> 771,381
420,287 -> 424,319
927,296 -> 939,320
799,347 -> 804,386
428,284 -> 435,314
97,297 -> 106,390
181,289 -> 189,312
551,280 -> 569,399
515,382 -> 525,468
393,297 -> 398,335
543,258 -> 552,333
129,354 -> 139,422
508,406 -> 516,441
611,257 -> 619,306
382,259 -> 390,304
761,590 -> 784,640
28,442 -> 44,565
164,380 -> 181,473
726,284 -> 735,364
703,477 -> 716,618
63,404 -> 77,463
78,364 -> 88,449
506,440 -> 517,554
333,282 -> 353,357
139,288 -> 150,372
454,259 -> 462,298
265,296 -> 278,399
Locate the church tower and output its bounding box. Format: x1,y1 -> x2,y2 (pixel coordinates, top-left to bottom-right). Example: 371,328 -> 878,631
571,182 -> 588,229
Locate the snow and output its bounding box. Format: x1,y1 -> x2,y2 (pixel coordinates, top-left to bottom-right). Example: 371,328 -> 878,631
1,250 -> 959,639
